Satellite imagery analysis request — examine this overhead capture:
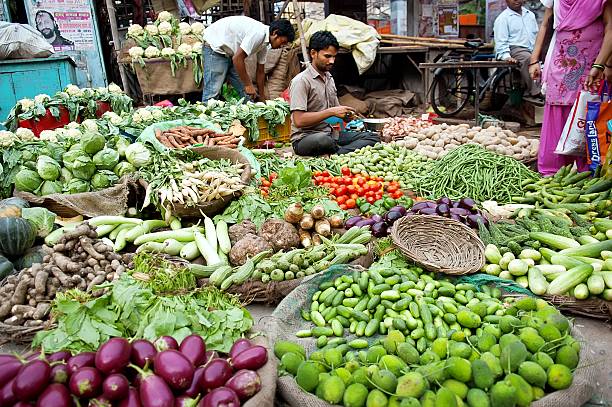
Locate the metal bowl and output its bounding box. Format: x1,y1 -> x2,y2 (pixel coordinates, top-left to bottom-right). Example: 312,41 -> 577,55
362,118 -> 390,132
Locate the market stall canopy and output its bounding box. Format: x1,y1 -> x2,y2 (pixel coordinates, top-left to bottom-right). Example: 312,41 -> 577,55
300,14 -> 380,74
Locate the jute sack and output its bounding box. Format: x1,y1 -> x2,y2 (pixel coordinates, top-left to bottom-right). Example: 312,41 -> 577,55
243,333 -> 277,407
134,57 -> 200,95
265,267 -> 600,407
15,176 -> 138,218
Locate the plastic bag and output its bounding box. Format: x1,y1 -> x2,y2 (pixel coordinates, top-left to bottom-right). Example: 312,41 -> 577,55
555,90 -> 599,156
0,22 -> 54,60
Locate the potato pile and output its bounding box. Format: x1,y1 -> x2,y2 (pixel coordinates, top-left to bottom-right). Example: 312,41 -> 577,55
393,123 -> 539,161
381,117 -> 432,142
0,223 -> 128,327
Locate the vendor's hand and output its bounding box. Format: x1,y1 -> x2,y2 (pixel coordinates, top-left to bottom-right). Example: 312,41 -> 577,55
585,67 -> 604,92
328,106 -> 355,119
258,92 -> 269,102
506,57 -> 518,64
244,84 -> 257,99
529,63 -> 541,81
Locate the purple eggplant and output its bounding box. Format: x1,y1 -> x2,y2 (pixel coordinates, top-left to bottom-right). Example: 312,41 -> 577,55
25,351 -> 43,361
118,387 -> 141,407
175,396 -> 199,407
199,387 -> 239,407
437,197 -> 452,206
36,384 -> 72,407
179,335 -> 207,367
225,370 -> 261,401
383,211 -> 403,224
96,337 -> 132,374
229,339 -> 252,360
13,359 -> 51,400
51,364 -> 70,384
389,206 -> 407,216
449,207 -> 470,217
355,218 -> 376,228
458,198 -> 476,211
466,214 -> 486,228
154,350 -> 194,391
155,336 -> 179,352
69,367 -> 102,398
103,373 -> 129,400
450,214 -> 463,222
88,396 -> 112,407
344,216 -> 363,229
436,204 -> 450,216
15,401 -> 34,407
0,360 -> 23,387
131,339 -> 158,368
231,346 -> 268,371
0,379 -> 17,405
200,359 -> 233,391
371,222 -> 388,238
410,202 -> 430,212
0,354 -> 18,365
183,366 -> 206,398
452,201 -> 461,208
370,214 -> 383,223
67,352 -> 96,374
418,207 -> 437,215
48,351 -> 72,363
138,370 -> 175,407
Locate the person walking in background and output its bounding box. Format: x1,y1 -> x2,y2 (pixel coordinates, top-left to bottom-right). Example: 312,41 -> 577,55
529,0 -> 612,175
493,0 -> 541,101
202,17 -> 295,102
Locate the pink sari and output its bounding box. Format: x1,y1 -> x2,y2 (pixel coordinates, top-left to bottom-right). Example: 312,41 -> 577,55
538,0 -> 606,175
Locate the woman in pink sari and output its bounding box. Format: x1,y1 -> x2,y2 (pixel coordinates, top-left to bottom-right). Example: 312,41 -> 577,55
529,0 -> 612,175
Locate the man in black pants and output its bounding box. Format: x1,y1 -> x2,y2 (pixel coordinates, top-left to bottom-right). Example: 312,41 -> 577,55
289,31 -> 379,156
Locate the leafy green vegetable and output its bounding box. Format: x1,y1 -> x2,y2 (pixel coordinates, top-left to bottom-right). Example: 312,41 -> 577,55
274,162 -> 312,193
14,168 -> 42,192
91,170 -> 119,190
125,142 -> 152,168
65,178 -> 90,193
93,148 -> 120,170
40,180 -> 62,195
113,161 -> 135,177
214,190 -> 274,228
71,156 -> 96,180
36,155 -> 61,181
80,131 -> 105,155
21,207 -> 56,237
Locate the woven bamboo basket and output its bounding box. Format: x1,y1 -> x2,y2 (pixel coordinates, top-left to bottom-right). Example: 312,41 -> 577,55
390,215 -> 485,275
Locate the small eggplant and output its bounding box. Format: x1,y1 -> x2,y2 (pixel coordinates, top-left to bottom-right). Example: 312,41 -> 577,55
229,339 -> 252,360
355,218 -> 376,228
154,350 -> 194,391
13,359 -> 51,400
175,396 -> 199,407
437,197 -> 452,206
389,206 -> 407,216
67,352 -> 96,374
467,214 -> 486,228
410,202 -> 430,212
69,367 -> 102,398
449,207 -> 470,217
88,396 -> 112,407
138,371 -> 174,407
0,379 -> 17,406
179,335 -> 207,367
0,355 -> 17,366
424,201 -> 437,208
117,387 -> 140,407
419,207 -> 437,215
183,366 -> 206,398
231,346 -> 268,371
50,364 -> 70,384
225,369 -> 261,400
200,359 -> 233,390
199,387 -> 239,407
436,204 -> 450,216
102,373 -> 129,400
459,197 -> 476,211
130,339 -> 157,368
344,216 -> 363,229
47,351 -> 71,363
95,337 -> 131,374
0,360 -> 23,387
371,222 -> 388,238
36,383 -> 72,407
383,211 -> 403,224
155,336 -> 179,351
370,214 -> 383,223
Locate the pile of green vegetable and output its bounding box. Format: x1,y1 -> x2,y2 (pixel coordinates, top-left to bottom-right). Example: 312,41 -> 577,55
33,251 -> 252,354
11,133 -> 142,196
255,152 -> 342,179
332,143 -> 433,188
512,165 -> 611,218
276,257 -> 580,406
418,144 -> 538,203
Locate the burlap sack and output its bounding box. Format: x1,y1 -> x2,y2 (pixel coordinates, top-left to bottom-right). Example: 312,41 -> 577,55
243,334 -> 277,407
267,47 -> 290,99
15,176 -> 137,218
134,58 -> 201,95
266,267 -> 599,407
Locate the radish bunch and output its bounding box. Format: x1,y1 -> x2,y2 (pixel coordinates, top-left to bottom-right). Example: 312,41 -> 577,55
0,335 -> 267,406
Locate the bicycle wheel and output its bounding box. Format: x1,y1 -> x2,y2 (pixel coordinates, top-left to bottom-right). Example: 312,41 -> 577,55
490,68 -> 524,110
430,68 -> 473,117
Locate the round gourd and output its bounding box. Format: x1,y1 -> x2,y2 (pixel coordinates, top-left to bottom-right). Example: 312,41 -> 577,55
0,217 -> 36,257
0,255 -> 14,280
0,197 -> 30,218
13,246 -> 46,270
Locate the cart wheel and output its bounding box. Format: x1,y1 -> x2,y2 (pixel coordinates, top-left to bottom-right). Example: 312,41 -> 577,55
429,68 -> 473,117
490,68 -> 524,110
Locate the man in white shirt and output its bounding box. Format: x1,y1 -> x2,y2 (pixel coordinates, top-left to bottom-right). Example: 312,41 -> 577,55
494,0 -> 541,98
202,16 -> 294,102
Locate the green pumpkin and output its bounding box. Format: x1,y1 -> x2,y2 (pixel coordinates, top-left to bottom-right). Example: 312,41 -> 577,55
0,197 -> 30,218
0,255 -> 14,280
13,246 -> 46,270
0,217 -> 36,257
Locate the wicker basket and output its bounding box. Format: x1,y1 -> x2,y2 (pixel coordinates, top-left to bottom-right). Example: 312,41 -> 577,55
390,215 -> 486,275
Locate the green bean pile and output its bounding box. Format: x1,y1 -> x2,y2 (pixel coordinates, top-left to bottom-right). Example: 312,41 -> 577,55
417,144 -> 539,203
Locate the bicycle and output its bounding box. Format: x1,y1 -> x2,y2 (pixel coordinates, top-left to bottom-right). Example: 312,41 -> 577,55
429,40 -> 524,117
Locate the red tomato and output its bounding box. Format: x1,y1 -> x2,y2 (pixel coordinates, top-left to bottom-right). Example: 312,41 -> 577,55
341,167 -> 351,176
336,185 -> 347,196
350,193 -> 359,200
356,187 -> 365,196
339,204 -> 348,210
366,196 -> 376,204
321,171 -> 330,177
345,199 -> 356,209
347,185 -> 356,194
323,183 -> 331,189
269,172 -> 278,181
330,183 -> 338,190
387,185 -> 398,193
365,191 -> 375,198
336,195 -> 348,205
393,190 -> 404,199
357,178 -> 366,186
375,193 -> 383,201
342,176 -> 352,185
262,180 -> 271,187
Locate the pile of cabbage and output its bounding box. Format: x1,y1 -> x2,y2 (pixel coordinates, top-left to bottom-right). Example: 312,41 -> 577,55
13,132 -> 152,196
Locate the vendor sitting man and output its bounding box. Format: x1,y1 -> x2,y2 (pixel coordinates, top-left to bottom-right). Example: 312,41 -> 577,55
289,31 -> 379,156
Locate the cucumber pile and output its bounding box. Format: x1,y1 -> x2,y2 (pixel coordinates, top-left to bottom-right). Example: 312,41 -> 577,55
276,272 -> 580,407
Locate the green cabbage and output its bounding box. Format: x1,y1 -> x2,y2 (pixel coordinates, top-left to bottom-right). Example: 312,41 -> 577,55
60,168 -> 73,183
36,155 -> 61,181
62,149 -> 86,169
80,131 -> 105,155
65,178 -> 90,194
91,170 -> 119,190
114,136 -> 131,157
93,148 -> 120,170
21,150 -> 36,163
71,156 -> 96,180
43,143 -> 66,162
14,168 -> 42,192
40,180 -> 62,196
21,207 -> 56,237
125,142 -> 152,168
114,161 -> 136,177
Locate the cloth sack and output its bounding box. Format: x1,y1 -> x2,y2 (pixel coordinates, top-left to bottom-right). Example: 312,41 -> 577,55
556,90 -> 600,156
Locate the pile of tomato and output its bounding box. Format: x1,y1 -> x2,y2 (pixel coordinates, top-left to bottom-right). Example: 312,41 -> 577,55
259,172 -> 277,198
313,167 -> 404,210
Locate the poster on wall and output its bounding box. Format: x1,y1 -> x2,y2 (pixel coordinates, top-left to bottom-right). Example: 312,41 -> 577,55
485,0 -> 506,41
437,3 -> 459,37
27,0 -> 94,52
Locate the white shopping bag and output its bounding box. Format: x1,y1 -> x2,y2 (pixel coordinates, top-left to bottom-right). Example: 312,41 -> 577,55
555,91 -> 600,156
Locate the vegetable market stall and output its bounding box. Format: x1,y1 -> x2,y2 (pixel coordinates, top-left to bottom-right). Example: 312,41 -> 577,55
0,79 -> 610,407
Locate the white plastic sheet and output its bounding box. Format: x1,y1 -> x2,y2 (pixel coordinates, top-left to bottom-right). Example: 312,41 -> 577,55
0,22 -> 54,60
